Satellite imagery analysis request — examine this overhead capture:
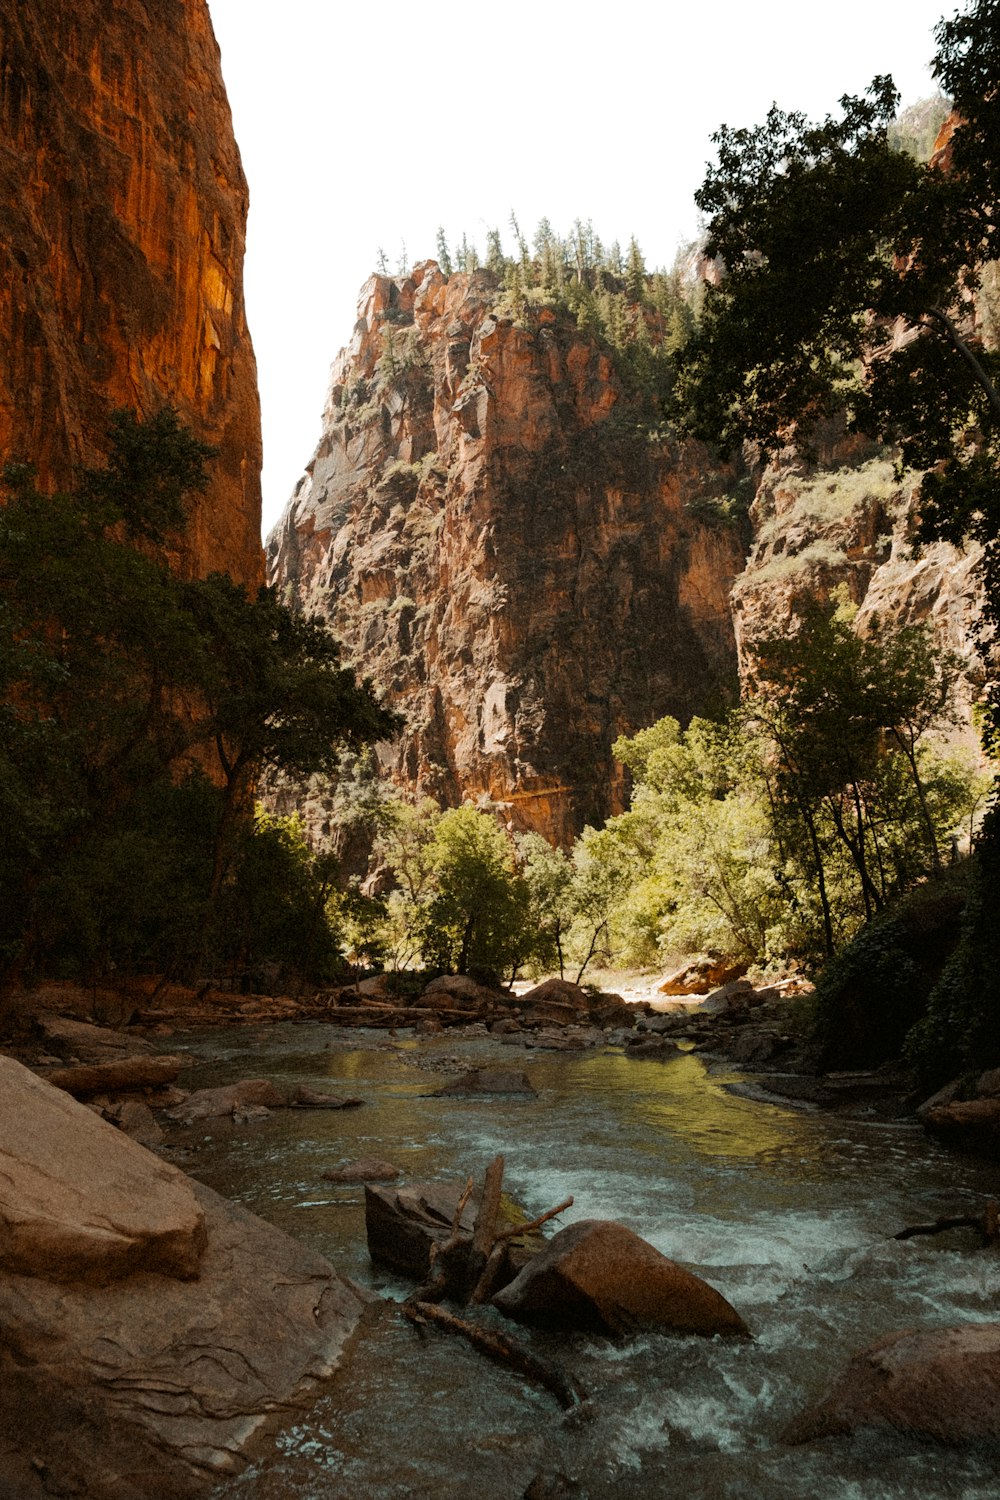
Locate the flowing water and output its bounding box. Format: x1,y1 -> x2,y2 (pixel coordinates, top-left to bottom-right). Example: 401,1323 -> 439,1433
168,1023 -> 1000,1499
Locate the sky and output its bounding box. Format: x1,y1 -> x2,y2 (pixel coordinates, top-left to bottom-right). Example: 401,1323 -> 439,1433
204,0 -> 951,537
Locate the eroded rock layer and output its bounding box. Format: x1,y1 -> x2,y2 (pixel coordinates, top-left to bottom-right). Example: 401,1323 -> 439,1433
0,0 -> 262,582
267,263 -> 747,842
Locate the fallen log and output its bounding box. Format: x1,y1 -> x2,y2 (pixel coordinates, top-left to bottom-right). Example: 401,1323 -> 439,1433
893,1199 -> 1000,1245
43,1055 -> 186,1098
400,1300 -> 590,1412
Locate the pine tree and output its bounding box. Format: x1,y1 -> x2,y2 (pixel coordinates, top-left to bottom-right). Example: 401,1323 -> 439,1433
435,226 -> 453,277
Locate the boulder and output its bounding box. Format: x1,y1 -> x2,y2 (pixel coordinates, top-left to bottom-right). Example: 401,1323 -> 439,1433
659,956 -> 748,996
519,978 -> 592,1028
435,1068 -> 537,1097
920,1097 -> 1000,1158
0,1057 -> 205,1284
491,1219 -> 748,1337
323,1158 -> 401,1184
164,1079 -> 286,1125
104,1099 -> 165,1148
784,1324 -> 1000,1445
587,992 -> 634,1027
699,978 -> 756,1016
421,975 -> 504,1011
624,1036 -> 680,1060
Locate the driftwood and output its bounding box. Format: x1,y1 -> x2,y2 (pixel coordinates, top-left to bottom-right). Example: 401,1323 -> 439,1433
496,1196 -> 574,1242
894,1199 -> 1000,1245
44,1055 -> 185,1097
401,1300 -> 590,1412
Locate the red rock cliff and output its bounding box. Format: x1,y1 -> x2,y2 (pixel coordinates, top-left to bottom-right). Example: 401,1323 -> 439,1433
0,0 -> 262,583
267,263 -> 748,843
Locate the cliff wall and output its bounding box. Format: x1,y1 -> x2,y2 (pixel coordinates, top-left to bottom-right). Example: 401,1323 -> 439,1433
0,0 -> 262,583
267,263 -> 748,843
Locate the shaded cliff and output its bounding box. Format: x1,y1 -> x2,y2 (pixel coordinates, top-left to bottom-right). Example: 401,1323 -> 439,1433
267,263 -> 749,843
0,0 -> 262,583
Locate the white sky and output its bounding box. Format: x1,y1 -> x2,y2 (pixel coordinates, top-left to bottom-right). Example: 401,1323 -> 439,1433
204,0 -> 949,537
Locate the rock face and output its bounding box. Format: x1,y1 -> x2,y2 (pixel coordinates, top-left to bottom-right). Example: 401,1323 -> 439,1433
0,1061 -> 365,1499
491,1218 -> 749,1336
784,1324 -> 1000,1445
267,263 -> 747,843
733,441 -> 983,739
0,0 -> 262,584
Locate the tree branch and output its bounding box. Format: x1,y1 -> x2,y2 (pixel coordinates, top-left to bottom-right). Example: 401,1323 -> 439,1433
923,306 -> 1000,425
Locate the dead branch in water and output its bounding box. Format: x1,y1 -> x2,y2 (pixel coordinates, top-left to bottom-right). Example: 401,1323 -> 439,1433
401,1300 -> 590,1412
893,1199 -> 1000,1245
496,1197 -> 574,1241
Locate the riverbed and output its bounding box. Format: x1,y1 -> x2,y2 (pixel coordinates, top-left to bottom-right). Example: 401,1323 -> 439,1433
165,1022 -> 1000,1499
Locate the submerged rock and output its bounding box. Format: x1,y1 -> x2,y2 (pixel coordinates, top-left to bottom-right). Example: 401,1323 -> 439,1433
323,1158 -> 401,1184
435,1068 -> 537,1097
288,1085 -> 364,1109
784,1324 -> 1000,1445
492,1218 -> 749,1337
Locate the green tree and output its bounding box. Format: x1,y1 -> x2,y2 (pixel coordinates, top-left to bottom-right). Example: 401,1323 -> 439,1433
435,226 -> 453,277
418,805 -> 533,980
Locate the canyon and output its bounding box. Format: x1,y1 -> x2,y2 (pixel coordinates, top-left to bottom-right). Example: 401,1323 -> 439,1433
267,266 -> 982,844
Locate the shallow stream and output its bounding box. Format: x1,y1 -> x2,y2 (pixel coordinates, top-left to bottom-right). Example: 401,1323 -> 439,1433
168,1023 -> 1000,1499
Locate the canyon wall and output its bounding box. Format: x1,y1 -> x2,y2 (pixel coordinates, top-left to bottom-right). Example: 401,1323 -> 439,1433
267,264 -> 749,843
0,0 -> 262,583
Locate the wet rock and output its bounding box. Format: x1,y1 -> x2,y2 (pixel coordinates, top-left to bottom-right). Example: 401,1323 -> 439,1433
0,1058 -> 205,1284
288,1085 -> 363,1109
624,1036 -> 680,1060
232,1104 -> 272,1124
164,1079 -> 286,1124
492,1219 -> 749,1337
435,1068 -> 537,1097
365,1181 -> 479,1279
323,1159 -> 401,1184
921,1098 -> 1000,1158
784,1324 -> 1000,1445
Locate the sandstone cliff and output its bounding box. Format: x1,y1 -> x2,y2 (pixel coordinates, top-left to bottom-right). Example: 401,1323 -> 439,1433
267,263 -> 749,843
0,0 -> 262,583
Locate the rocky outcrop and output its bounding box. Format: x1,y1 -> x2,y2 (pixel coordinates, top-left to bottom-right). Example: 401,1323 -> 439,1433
267,263 -> 747,842
0,1060 -> 365,1499
784,1324 -> 1000,1445
733,442 -> 984,739
0,0 -> 262,584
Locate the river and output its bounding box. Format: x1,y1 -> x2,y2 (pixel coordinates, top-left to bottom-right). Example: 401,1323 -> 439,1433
164,1022 -> 1000,1499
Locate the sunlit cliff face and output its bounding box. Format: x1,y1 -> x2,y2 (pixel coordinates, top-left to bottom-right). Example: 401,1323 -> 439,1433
0,0 -> 263,585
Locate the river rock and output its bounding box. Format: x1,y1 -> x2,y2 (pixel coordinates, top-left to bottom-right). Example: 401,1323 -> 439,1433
920,1097 -> 1000,1158
0,1057 -> 205,1284
435,1068 -> 537,1096
366,1181 -> 479,1279
491,1218 -> 749,1337
164,1079 -> 287,1124
519,978 -> 591,1028
699,978 -> 756,1015
624,1036 -> 680,1060
323,1158 -> 401,1184
35,1014 -> 156,1063
104,1099 -> 166,1148
288,1085 -> 363,1109
783,1324 -> 1000,1444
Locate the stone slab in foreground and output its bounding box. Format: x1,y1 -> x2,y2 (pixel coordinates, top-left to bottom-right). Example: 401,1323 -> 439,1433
0,1056 -> 205,1283
0,1058 -> 366,1498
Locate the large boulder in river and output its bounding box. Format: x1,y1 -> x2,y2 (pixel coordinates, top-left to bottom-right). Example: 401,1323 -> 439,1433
0,1059 -> 365,1499
783,1324 -> 1000,1445
659,956 -> 748,996
492,1219 -> 749,1337
421,974 -> 505,1011
920,1098 -> 1000,1159
435,1068 -> 536,1097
